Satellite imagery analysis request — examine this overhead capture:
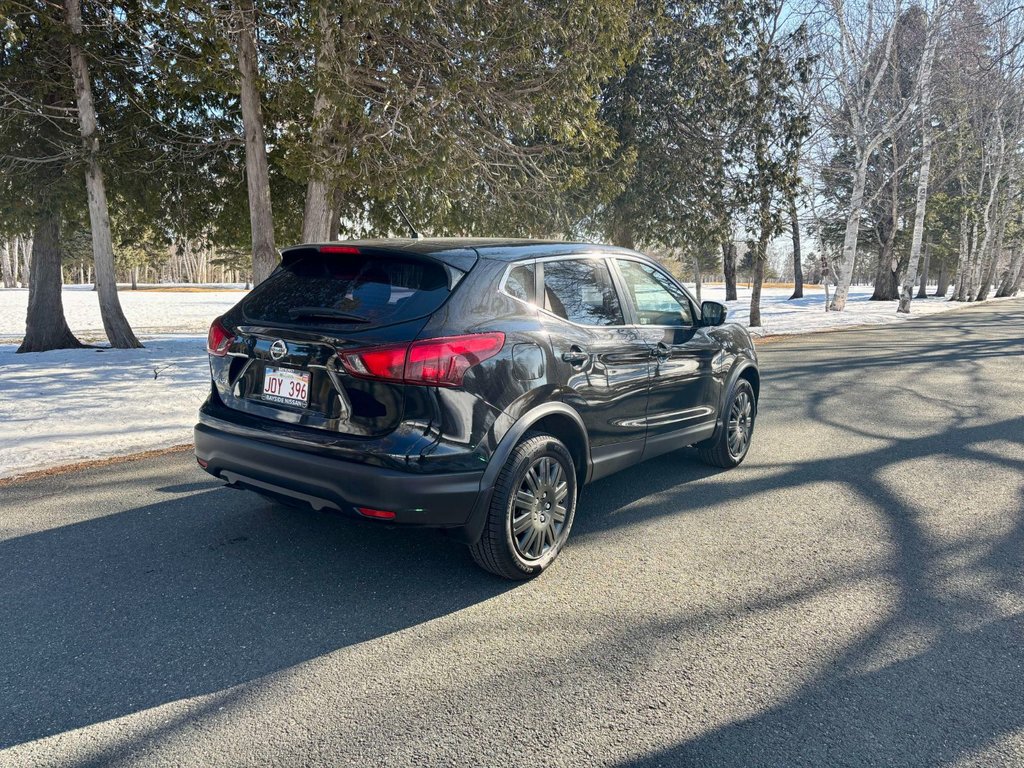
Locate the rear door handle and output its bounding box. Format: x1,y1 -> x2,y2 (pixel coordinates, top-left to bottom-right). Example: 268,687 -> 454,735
561,346 -> 589,366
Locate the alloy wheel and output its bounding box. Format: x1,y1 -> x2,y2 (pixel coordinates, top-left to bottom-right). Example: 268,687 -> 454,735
511,456 -> 569,560
727,389 -> 754,459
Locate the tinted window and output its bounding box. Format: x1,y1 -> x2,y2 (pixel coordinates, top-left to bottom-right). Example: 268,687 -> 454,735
243,252 -> 452,326
616,259 -> 694,327
504,263 -> 537,303
543,259 -> 623,326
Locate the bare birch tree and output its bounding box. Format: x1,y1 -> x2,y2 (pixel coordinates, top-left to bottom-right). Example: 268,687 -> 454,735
898,2 -> 943,313
810,0 -> 919,311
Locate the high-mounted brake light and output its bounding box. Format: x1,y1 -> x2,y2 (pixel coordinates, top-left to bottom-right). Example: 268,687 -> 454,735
339,332 -> 505,387
207,317 -> 235,357
319,245 -> 361,255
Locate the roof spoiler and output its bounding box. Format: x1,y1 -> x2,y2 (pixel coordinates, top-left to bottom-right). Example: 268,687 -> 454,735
279,243 -> 479,280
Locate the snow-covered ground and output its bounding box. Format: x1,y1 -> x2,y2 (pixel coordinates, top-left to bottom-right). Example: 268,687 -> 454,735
711,283 -> 973,336
0,336 -> 209,478
0,282 -> 1009,479
0,284 -> 245,342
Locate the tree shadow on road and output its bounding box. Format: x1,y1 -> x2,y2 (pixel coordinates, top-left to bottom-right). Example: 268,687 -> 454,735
0,474 -> 515,749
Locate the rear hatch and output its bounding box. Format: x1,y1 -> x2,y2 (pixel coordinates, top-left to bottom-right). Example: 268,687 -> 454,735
211,244 -> 476,437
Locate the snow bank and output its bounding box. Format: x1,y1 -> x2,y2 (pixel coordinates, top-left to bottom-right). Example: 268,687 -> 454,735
0,283 -> 1010,479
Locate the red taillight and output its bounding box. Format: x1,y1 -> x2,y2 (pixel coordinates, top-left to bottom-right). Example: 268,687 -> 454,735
319,245 -> 361,254
406,333 -> 506,386
207,317 -> 235,357
339,332 -> 505,387
341,343 -> 408,380
358,507 -> 396,520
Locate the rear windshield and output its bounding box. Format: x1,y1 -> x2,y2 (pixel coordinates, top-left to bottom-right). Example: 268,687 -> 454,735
243,252 -> 454,327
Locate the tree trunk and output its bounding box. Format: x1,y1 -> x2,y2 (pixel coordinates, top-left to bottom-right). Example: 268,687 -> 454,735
1007,249 -> 1024,296
1,239 -> 14,288
234,0 -> 278,284
933,262 -> 948,297
17,205 -> 85,353
66,0 -> 142,349
749,237 -> 768,328
788,197 -> 803,299
301,1 -> 340,242
20,235 -> 31,286
830,153 -> 870,311
996,246 -> 1022,297
12,235 -> 21,285
609,216 -> 635,250
131,266 -> 138,290
951,199 -> 971,300
693,254 -> 702,304
976,205 -> 1008,302
722,239 -> 737,301
327,188 -> 344,241
974,110 -> 1009,301
870,235 -> 901,300
898,30 -> 936,315
916,242 -> 930,299
749,189 -> 772,328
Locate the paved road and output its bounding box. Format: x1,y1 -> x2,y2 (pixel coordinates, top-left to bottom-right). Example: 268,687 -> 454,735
2,299 -> 1023,768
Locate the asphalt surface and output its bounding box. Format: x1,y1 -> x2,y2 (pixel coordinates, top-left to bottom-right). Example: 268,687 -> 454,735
2,298 -> 1023,768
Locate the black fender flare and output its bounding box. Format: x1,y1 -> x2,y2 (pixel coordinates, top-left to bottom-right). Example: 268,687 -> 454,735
708,360 -> 759,445
452,400 -> 589,545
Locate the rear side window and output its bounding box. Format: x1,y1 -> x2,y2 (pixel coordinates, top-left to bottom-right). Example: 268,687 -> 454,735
542,258 -> 624,326
243,252 -> 453,326
504,263 -> 537,303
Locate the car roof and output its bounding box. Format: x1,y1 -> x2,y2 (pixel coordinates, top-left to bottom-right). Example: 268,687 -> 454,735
284,238 -> 645,263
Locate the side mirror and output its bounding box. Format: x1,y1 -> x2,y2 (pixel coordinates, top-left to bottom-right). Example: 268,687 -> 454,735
701,300 -> 727,327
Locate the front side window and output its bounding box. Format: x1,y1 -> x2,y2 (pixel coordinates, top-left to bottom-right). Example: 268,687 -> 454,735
542,258 -> 624,326
616,259 -> 694,327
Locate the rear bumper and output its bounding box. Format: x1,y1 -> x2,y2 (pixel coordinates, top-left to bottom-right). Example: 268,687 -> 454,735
194,423 -> 486,529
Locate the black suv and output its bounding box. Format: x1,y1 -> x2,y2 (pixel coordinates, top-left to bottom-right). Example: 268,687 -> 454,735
195,239 -> 758,579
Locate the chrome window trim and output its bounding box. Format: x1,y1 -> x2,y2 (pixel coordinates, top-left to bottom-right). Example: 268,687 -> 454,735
610,254 -> 702,331
498,252 -> 630,330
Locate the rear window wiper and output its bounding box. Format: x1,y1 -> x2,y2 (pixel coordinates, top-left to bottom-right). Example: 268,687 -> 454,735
287,306 -> 371,323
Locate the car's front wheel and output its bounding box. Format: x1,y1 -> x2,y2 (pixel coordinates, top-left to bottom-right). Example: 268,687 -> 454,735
469,432 -> 577,580
696,379 -> 756,468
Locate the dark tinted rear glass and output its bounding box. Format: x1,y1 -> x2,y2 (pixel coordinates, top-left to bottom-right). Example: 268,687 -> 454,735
243,252 -> 453,326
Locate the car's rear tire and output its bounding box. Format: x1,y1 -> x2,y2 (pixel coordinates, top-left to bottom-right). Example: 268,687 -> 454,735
697,379 -> 756,468
469,432 -> 578,580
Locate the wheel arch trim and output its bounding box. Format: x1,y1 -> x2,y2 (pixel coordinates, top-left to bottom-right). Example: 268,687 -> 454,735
711,360 -> 760,443
455,401 -> 590,545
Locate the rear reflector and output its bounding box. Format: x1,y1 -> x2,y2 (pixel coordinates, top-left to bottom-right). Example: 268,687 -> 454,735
319,245 -> 361,255
196,457 -> 209,468
358,507 -> 396,520
339,332 -> 505,387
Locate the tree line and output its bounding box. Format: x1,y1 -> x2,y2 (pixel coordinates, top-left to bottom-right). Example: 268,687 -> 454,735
1,0 -> 1021,352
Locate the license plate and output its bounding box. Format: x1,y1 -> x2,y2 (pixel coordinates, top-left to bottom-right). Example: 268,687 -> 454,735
262,367 -> 310,407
